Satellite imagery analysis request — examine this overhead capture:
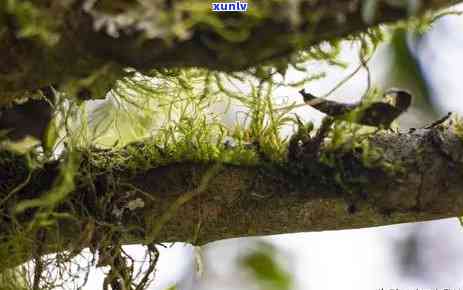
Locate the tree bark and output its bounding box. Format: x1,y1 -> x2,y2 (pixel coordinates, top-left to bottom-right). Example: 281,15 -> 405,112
1,0 -> 463,271
0,0 -> 461,101
1,125 -> 463,269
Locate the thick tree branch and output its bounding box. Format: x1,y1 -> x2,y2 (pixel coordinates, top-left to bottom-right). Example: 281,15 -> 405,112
1,125 -> 463,269
0,0 -> 461,101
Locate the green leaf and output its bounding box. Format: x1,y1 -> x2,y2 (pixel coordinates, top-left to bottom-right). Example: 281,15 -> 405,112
389,27 -> 437,117
240,242 -> 292,290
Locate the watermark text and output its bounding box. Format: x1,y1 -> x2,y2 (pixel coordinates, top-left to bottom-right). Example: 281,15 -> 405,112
212,1 -> 248,12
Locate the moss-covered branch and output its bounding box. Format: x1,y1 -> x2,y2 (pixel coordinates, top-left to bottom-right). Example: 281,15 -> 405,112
1,0 -> 461,101
1,125 -> 463,269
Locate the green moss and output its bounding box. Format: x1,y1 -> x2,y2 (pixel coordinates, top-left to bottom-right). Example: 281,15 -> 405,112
0,2 -> 454,287
1,0 -> 61,46
452,115 -> 463,141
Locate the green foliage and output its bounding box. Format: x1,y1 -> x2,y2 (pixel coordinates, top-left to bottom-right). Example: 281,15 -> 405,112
240,242 -> 292,290
389,27 -> 432,109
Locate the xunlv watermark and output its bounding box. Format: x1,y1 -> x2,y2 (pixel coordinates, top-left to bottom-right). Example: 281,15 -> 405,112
212,1 -> 248,12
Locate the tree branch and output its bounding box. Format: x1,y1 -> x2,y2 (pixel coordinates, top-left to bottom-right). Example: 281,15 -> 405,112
1,0 -> 461,100
1,125 -> 463,268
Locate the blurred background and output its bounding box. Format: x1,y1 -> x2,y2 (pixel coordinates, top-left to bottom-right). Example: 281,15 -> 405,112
75,4 -> 463,290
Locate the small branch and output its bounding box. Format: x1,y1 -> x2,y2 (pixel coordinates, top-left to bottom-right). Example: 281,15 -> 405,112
32,229 -> 47,290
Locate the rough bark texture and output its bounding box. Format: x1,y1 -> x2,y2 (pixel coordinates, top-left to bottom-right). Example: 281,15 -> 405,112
1,125 -> 463,268
0,0 -> 461,102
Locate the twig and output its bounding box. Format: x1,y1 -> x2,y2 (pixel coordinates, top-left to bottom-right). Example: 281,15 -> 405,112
423,112 -> 452,129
